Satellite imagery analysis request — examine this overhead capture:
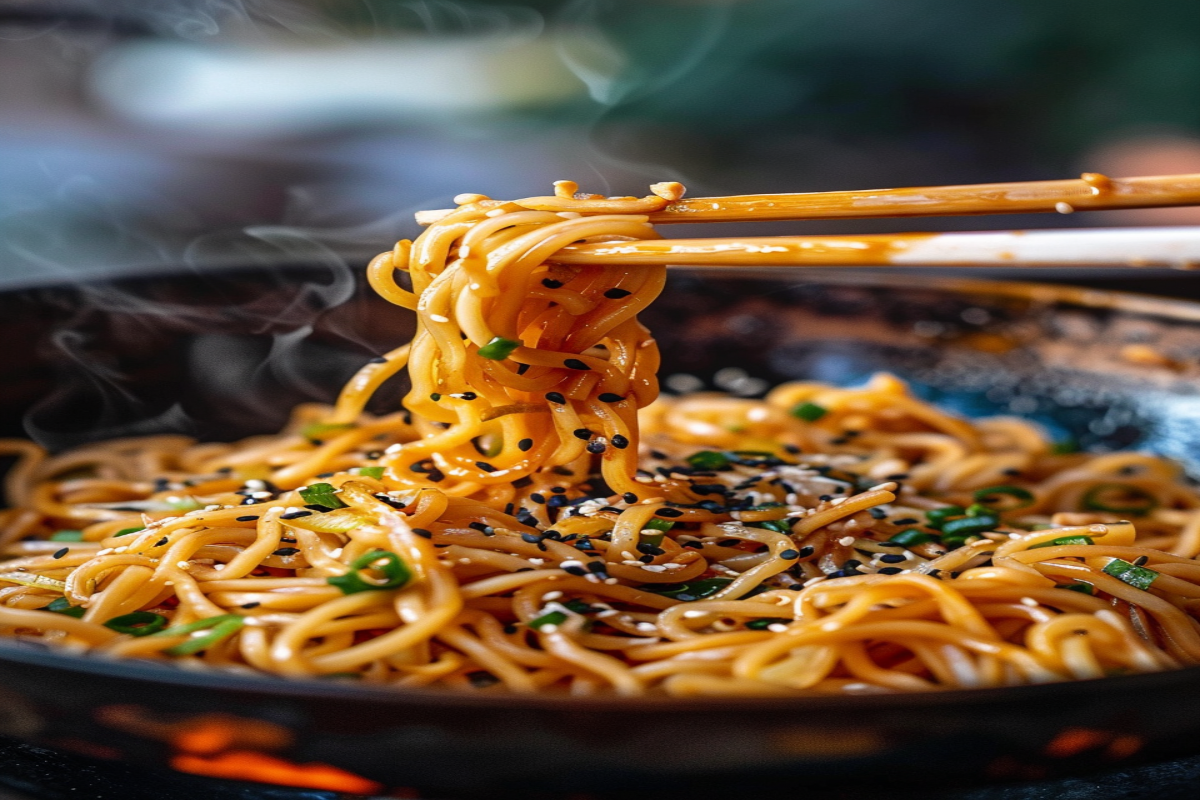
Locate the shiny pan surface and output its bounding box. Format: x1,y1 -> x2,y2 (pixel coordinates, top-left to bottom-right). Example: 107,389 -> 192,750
3,265 -> 1200,797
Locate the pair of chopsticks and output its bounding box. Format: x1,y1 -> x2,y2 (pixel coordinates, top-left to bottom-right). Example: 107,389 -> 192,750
420,173 -> 1200,269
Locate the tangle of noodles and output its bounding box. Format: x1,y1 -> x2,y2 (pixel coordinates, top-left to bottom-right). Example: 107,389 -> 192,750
5,181 -> 1200,696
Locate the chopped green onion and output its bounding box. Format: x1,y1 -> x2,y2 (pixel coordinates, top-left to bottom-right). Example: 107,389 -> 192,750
745,617 -> 791,630
889,529 -> 935,547
356,466 -> 385,480
152,613 -> 244,638
790,402 -> 827,422
639,530 -> 665,548
753,519 -> 793,534
104,611 -> 168,636
563,599 -> 594,614
528,610 -> 567,630
326,550 -> 411,595
1102,558 -> 1159,591
965,503 -> 992,517
643,518 -> 674,533
686,450 -> 731,471
1082,483 -> 1158,516
477,337 -> 521,360
114,526 -> 144,537
301,422 -> 354,440
925,506 -> 965,530
640,577 -> 733,600
162,616 -> 246,656
299,482 -> 348,510
1030,535 -> 1094,550
1050,439 -> 1078,455
474,433 -> 503,458
1055,582 -> 1095,595
49,530 -> 84,542
43,597 -> 85,618
973,485 -> 1035,511
941,514 -> 999,539
286,508 -> 368,534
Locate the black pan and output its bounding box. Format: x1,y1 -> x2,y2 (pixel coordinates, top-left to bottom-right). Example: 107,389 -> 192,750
4,264 -> 1200,798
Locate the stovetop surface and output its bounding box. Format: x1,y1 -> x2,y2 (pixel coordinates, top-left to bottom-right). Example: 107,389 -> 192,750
2,738 -> 1199,800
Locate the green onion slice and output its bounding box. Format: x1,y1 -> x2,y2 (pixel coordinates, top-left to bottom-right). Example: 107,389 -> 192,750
643,518 -> 674,533
356,466 -> 385,480
299,482 -> 348,510
1055,582 -> 1095,595
162,616 -> 246,656
973,485 -> 1035,511
1030,535 -> 1094,550
43,597 -> 86,618
940,514 -> 998,537
1102,558 -> 1159,590
49,530 -> 84,542
113,527 -> 145,537
790,401 -> 827,422
152,613 -> 244,638
477,337 -> 521,360
301,422 -> 354,440
925,506 -> 966,530
104,611 -> 168,636
640,577 -> 733,601
528,610 -> 567,630
326,550 -> 411,595
753,519 -> 793,534
889,529 -> 934,547
686,450 -> 731,471
745,617 -> 791,630
1082,483 -> 1158,516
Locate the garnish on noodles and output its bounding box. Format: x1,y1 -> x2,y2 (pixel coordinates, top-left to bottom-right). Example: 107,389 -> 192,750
3,182 -> 1200,696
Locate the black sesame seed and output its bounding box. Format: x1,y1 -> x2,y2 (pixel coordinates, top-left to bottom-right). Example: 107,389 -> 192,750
879,553 -> 907,563
563,565 -> 588,576
430,393 -> 441,401
819,494 -> 833,502
650,450 -> 668,460
512,476 -> 534,489
603,288 -> 632,299
563,359 -> 590,370
656,508 -> 684,518
236,515 -> 260,522
586,561 -> 608,573
530,493 -> 546,504
623,492 -> 638,504
412,528 -> 433,539
503,623 -> 519,634
241,601 -> 262,609
475,461 -> 496,473
573,428 -> 592,440
886,473 -> 910,480
611,434 -> 629,450
273,548 -> 300,557
779,549 -> 800,560
586,441 -> 606,454
546,392 -> 566,404
281,511 -> 312,520
518,438 -> 534,452
369,356 -> 388,364
542,278 -> 563,288
844,559 -> 863,569
878,567 -> 903,575
891,518 -> 918,525
1133,555 -> 1149,566
460,392 -> 477,400
516,363 -> 530,375
52,547 -> 68,559
598,393 -> 624,403
154,537 -> 169,547
521,533 -> 544,544
788,583 -> 805,591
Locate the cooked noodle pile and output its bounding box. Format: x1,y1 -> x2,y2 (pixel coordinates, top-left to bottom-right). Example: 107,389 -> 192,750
4,182 -> 1200,696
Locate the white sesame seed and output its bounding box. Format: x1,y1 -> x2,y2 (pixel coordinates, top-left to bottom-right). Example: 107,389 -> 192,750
429,314 -> 450,323
767,623 -> 789,633
1020,597 -> 1039,607
542,591 -> 563,601
385,443 -> 403,454
539,624 -> 558,633
838,536 -> 856,547
528,558 -> 544,566
682,610 -> 708,618
176,561 -> 190,570
635,622 -> 657,632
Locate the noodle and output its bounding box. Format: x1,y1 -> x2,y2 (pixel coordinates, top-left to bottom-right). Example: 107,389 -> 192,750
4,181 -> 1200,696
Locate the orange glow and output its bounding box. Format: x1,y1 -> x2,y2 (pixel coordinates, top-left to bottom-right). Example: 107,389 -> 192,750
171,750 -> 383,794
1044,727 -> 1111,758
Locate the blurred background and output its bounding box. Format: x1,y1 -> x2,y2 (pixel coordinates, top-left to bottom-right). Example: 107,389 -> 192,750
4,0 -> 1200,284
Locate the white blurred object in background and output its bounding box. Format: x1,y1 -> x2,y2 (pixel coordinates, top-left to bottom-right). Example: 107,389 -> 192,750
91,33 -> 597,135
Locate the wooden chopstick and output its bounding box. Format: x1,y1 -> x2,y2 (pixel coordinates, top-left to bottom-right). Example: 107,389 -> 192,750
548,227 -> 1200,269
415,173 -> 1200,226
